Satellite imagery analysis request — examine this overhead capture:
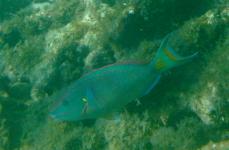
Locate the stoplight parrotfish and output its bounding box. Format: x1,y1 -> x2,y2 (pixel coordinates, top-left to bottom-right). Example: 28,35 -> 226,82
50,34 -> 198,121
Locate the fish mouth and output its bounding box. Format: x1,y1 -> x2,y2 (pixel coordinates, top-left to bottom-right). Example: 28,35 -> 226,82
49,111 -> 61,120
49,112 -> 58,120
49,108 -> 79,121
49,110 -> 69,121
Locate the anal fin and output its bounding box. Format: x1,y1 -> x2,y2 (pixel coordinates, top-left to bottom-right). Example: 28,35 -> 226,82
86,88 -> 100,110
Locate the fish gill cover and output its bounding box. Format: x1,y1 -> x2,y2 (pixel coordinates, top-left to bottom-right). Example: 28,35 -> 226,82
0,0 -> 228,150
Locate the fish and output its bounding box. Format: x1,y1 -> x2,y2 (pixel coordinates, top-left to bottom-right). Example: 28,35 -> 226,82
49,34 -> 198,121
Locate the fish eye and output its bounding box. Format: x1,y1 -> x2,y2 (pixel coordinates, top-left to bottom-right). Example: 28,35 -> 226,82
62,100 -> 69,106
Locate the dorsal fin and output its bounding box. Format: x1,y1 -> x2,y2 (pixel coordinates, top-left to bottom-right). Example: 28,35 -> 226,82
82,60 -> 148,78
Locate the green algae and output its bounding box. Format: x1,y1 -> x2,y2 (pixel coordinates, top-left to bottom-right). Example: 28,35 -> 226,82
0,0 -> 228,150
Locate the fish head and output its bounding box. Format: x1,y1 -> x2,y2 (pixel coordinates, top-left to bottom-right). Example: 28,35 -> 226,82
49,89 -> 87,121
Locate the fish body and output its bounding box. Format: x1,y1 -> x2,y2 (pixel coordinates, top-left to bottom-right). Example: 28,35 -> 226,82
50,34 -> 198,121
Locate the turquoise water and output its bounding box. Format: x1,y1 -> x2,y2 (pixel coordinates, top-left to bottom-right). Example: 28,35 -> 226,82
0,0 -> 228,150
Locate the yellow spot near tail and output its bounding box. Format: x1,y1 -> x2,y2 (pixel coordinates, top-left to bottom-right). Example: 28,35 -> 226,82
163,48 -> 177,61
155,58 -> 166,70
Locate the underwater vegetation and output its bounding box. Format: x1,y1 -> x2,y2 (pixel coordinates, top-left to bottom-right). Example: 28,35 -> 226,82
0,0 -> 228,150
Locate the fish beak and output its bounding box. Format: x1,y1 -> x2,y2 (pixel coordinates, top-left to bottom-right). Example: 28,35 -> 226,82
49,111 -> 57,120
49,112 -> 63,122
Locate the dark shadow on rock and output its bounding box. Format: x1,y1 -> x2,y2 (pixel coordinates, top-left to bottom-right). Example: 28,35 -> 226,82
114,0 -> 213,49
1,98 -> 27,150
1,28 -> 23,47
0,0 -> 31,21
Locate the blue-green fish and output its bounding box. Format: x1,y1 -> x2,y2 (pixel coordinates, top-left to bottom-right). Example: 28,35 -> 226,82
50,34 -> 197,121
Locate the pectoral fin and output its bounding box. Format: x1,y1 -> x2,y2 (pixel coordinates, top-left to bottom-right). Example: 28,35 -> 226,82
143,75 -> 161,96
85,88 -> 100,111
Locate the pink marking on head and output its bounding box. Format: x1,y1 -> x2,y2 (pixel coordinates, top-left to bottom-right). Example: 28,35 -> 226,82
49,90 -> 69,112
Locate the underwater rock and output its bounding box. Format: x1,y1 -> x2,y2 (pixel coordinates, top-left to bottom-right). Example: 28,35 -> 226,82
200,140 -> 229,150
0,28 -> 22,47
173,7 -> 229,125
0,76 -> 10,91
8,81 -> 31,100
150,117 -> 208,150
0,0 -> 139,100
0,0 -> 31,21
0,119 -> 9,150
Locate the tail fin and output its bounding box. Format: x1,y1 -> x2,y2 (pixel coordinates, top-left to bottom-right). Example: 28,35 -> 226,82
150,34 -> 198,72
